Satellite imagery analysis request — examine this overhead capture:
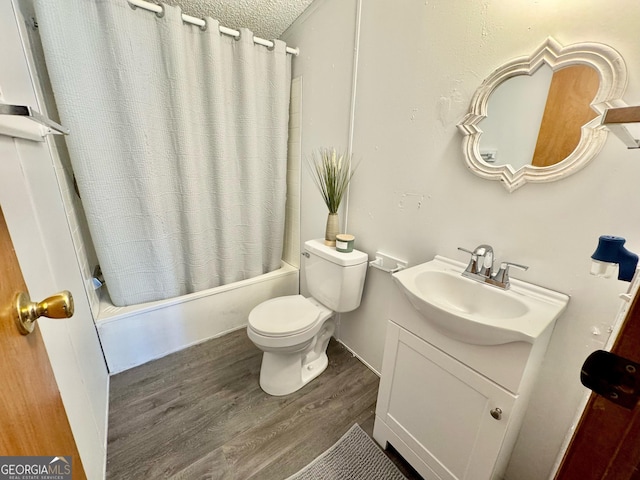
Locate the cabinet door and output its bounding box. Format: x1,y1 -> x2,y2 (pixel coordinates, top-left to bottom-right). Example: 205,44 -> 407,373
375,322 -> 517,480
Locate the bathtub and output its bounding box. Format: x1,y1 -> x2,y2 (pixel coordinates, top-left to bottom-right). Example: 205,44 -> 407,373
95,262 -> 299,374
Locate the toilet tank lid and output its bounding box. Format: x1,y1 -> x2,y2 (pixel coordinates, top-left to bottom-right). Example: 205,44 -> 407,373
304,239 -> 368,266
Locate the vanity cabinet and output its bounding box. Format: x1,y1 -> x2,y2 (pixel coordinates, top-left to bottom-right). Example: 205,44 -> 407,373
373,286 -> 557,480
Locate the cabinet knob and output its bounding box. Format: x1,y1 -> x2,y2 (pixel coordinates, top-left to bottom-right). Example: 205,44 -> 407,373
490,407 -> 503,420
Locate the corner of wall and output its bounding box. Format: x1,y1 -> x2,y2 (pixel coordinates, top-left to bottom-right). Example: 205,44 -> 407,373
283,75 -> 302,270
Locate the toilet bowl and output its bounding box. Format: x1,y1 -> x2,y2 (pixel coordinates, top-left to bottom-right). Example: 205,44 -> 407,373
248,295 -> 334,395
247,239 -> 368,396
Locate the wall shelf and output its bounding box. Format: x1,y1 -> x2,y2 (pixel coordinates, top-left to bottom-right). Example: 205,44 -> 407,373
0,103 -> 69,142
602,106 -> 640,149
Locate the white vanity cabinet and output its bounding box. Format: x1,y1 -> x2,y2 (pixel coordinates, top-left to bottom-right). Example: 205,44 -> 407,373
373,285 -> 558,480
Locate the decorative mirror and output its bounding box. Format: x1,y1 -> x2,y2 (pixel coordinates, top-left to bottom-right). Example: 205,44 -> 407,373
457,37 -> 628,192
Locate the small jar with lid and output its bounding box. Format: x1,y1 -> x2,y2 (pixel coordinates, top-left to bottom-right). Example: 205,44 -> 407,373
335,234 -> 355,253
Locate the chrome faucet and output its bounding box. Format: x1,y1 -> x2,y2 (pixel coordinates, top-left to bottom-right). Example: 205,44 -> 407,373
457,244 -> 528,289
458,244 -> 494,277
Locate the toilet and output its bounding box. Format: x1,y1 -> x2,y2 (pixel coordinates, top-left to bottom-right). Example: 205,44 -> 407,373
247,238 -> 368,396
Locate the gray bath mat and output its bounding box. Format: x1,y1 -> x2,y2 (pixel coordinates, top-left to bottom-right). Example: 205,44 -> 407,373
286,424 -> 407,480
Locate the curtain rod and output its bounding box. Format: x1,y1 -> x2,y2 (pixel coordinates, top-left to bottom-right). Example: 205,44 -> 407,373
127,0 -> 299,56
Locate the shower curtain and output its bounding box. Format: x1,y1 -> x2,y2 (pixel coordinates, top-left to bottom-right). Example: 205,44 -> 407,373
35,1 -> 292,306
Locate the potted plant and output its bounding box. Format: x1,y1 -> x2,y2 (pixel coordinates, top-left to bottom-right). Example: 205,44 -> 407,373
308,147 -> 357,246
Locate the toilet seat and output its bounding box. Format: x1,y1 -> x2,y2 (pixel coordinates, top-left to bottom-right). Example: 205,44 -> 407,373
248,295 -> 322,337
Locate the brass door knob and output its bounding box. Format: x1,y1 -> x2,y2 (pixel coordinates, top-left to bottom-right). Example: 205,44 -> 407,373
14,290 -> 74,335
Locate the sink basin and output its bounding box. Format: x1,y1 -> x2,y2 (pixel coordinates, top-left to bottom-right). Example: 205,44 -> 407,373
392,255 -> 569,345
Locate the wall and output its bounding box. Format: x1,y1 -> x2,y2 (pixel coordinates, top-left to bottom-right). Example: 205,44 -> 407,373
284,0 -> 640,479
281,0 -> 359,294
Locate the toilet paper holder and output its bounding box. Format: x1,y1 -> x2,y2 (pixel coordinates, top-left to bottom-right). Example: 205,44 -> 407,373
369,251 -> 407,274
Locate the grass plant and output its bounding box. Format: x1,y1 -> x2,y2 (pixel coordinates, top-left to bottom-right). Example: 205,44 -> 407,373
308,147 -> 357,214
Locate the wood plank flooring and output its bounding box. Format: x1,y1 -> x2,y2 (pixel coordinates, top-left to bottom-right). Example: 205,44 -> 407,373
106,329 -> 422,480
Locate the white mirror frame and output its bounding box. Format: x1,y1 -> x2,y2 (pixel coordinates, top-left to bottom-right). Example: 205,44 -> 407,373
457,37 -> 628,192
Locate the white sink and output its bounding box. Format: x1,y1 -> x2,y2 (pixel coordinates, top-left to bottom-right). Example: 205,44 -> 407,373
392,255 -> 569,345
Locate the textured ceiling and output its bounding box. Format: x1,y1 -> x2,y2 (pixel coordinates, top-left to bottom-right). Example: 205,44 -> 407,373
163,0 -> 314,39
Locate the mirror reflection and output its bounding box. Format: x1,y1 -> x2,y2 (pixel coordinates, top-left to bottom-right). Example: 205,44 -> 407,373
479,64 -> 600,169
457,37 -> 628,192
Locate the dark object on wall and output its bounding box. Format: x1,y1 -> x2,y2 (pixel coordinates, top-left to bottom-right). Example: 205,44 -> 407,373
581,349 -> 640,409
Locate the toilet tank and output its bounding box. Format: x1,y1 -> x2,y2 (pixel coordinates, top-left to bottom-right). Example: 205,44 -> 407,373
303,239 -> 368,312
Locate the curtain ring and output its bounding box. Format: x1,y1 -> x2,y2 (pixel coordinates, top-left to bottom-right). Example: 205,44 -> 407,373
267,40 -> 276,51
234,29 -> 241,41
199,19 -> 207,31
152,0 -> 164,18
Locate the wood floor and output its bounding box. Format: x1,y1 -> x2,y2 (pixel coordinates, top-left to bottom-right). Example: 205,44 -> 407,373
106,329 -> 422,480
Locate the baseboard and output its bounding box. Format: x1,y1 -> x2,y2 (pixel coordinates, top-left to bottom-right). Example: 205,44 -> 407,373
335,337 -> 381,377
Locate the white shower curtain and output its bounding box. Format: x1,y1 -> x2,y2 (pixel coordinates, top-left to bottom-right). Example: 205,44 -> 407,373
35,1 -> 292,306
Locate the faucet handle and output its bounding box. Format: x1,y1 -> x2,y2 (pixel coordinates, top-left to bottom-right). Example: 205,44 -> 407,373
501,261 -> 529,271
457,247 -> 474,255
493,261 -> 529,287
